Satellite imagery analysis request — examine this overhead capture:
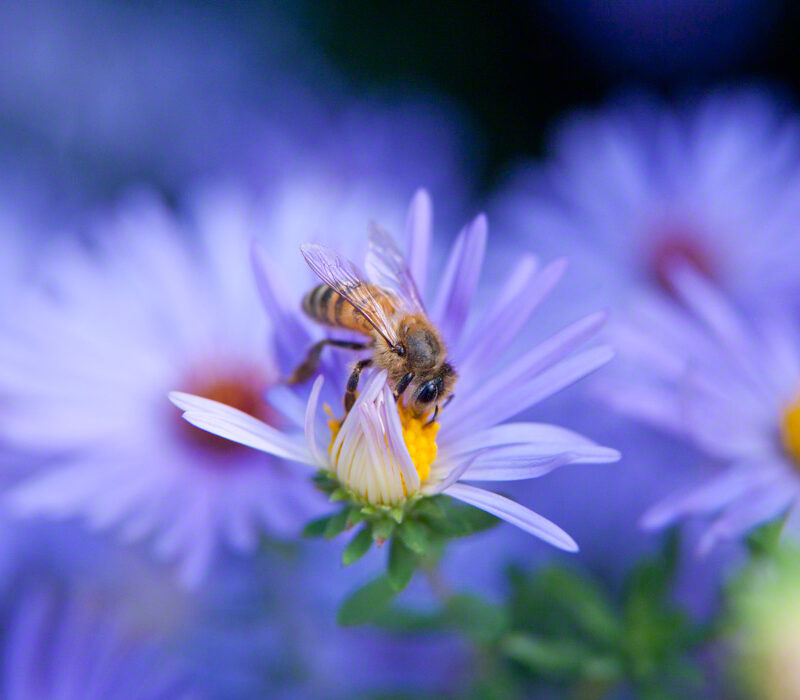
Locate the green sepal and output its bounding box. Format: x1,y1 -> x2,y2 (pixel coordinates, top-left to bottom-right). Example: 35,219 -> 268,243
397,519 -> 432,555
387,538 -> 417,592
342,526 -> 373,566
389,506 -> 405,523
338,576 -> 398,626
371,518 -> 396,542
323,509 -> 349,539
329,488 -> 349,502
345,508 -> 365,528
302,514 -> 333,538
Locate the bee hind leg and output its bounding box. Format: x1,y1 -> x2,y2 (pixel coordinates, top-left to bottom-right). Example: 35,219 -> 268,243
287,339 -> 368,385
344,358 -> 373,412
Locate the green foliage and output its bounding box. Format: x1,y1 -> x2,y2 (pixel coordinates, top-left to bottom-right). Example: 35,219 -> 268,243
500,530 -> 707,698
744,513 -> 788,559
388,539 -> 417,592
303,482 -> 500,619
338,576 -> 398,626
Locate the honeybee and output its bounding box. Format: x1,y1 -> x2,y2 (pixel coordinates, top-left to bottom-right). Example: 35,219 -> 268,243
288,225 -> 456,422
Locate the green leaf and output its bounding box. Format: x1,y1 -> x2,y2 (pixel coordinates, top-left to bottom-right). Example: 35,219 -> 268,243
446,594 -> 508,645
302,514 -> 333,538
338,577 -> 398,626
397,520 -> 432,555
387,538 -> 417,592
424,497 -> 498,537
501,633 -> 593,677
324,509 -> 349,539
371,606 -> 447,633
536,568 -> 621,646
745,514 -> 788,558
342,526 -> 373,565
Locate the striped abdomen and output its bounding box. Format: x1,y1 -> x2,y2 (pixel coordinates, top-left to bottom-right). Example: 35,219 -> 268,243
302,283 -> 395,336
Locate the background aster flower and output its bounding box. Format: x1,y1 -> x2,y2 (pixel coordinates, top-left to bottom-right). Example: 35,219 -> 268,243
0,583 -> 202,700
171,192 -> 620,553
596,264 -> 800,553
0,188 -> 330,588
492,88 -> 800,320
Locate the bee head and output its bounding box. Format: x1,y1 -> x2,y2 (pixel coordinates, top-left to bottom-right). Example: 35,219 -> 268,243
409,363 -> 457,418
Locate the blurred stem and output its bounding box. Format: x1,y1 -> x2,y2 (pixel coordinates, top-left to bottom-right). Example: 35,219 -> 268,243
424,562 -> 454,605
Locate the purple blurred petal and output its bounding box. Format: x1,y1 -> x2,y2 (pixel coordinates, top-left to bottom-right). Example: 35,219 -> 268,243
432,213 -> 487,345
640,465 -> 783,530
405,188 -> 433,296
697,482 -> 797,555
458,257 -> 568,377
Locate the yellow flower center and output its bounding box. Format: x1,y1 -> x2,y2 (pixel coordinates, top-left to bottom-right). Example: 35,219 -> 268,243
781,397 -> 800,467
396,403 -> 439,484
327,403 -> 439,489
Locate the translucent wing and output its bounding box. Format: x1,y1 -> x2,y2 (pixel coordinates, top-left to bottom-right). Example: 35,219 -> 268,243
365,223 -> 426,315
300,243 -> 400,347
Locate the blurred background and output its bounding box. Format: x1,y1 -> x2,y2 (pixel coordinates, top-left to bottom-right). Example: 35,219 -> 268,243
2,1 -> 800,698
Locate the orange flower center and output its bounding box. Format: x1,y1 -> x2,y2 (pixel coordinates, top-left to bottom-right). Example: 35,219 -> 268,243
177,363 -> 275,456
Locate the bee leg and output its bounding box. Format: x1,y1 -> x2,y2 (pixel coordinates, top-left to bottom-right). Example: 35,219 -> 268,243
344,358 -> 373,413
287,339 -> 368,385
425,405 -> 440,427
393,372 -> 415,401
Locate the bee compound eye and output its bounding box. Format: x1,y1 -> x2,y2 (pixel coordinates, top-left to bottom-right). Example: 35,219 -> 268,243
416,381 -> 438,404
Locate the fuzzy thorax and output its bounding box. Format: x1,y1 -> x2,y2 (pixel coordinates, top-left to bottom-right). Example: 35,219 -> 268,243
327,400 -> 439,506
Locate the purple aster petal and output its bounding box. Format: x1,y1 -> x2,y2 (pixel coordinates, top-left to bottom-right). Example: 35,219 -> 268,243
432,213 -> 487,345
459,447 -> 616,481
169,392 -> 312,464
250,240 -> 312,371
446,340 -> 612,443
444,421 -> 619,459
669,263 -> 754,364
592,377 -> 685,435
457,257 -> 568,378
444,483 -> 578,552
446,312 -> 609,433
680,371 -> 776,459
405,188 -> 433,296
697,481 -> 798,555
640,464 -> 784,530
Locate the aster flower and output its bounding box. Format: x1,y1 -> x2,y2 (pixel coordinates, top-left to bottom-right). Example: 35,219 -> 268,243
596,263 -> 800,553
171,191 -> 620,558
0,189 -> 327,587
1,585 -> 201,699
493,89 -> 800,319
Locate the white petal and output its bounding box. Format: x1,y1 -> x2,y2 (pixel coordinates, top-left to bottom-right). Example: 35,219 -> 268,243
444,483 -> 578,552
168,392 -> 312,464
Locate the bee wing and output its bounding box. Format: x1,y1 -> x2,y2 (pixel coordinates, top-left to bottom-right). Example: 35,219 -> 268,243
300,243 -> 401,347
365,223 -> 427,315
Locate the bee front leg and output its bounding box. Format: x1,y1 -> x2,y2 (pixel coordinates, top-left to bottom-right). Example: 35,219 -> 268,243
393,372 -> 415,401
288,339 -> 368,385
344,358 -> 373,413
